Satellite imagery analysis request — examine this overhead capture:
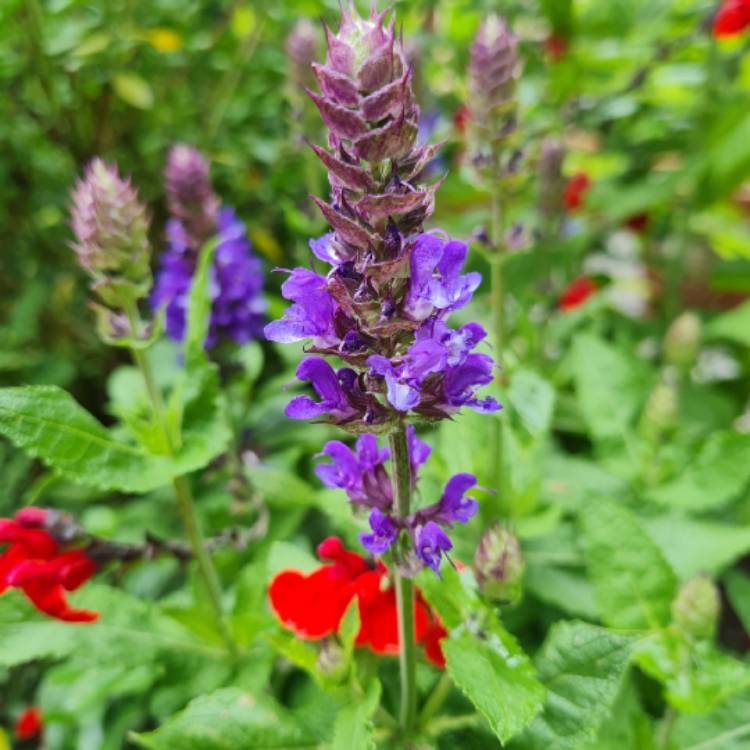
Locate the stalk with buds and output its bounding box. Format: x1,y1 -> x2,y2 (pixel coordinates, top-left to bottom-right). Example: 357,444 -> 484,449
265,3 -> 500,735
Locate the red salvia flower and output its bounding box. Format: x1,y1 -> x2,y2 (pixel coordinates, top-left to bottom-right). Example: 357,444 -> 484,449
713,0 -> 750,37
453,104 -> 471,135
625,212 -> 649,233
544,33 -> 569,62
563,172 -> 591,212
559,276 -> 598,311
269,537 -> 446,667
14,707 -> 43,741
0,508 -> 98,623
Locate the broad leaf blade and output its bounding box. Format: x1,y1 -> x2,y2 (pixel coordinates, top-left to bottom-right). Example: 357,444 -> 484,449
332,680 -> 380,750
580,499 -> 677,630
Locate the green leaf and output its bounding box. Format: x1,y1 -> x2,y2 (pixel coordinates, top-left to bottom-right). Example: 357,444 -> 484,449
420,568 -> 545,743
112,72 -> 154,109
331,680 -> 381,750
132,688 -> 317,749
672,692 -> 750,750
571,334 -> 653,443
0,386 -> 176,492
515,622 -> 638,750
508,369 -> 556,436
647,432 -> 750,511
184,238 -> 218,367
338,598 -> 360,657
580,499 -> 677,630
643,515 -> 750,578
636,628 -> 750,714
705,300 -> 750,347
725,571 -> 750,633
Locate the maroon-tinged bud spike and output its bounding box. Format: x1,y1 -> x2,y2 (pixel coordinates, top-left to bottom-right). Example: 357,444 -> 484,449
286,19 -> 319,90
360,67 -> 412,121
69,158 -> 152,305
312,63 -> 360,106
353,114 -> 418,162
311,196 -> 378,248
355,189 -> 430,220
164,144 -> 219,251
306,89 -> 370,140
308,142 -> 377,191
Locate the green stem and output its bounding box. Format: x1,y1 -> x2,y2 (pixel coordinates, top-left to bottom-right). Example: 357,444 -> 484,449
658,706 -> 677,750
418,672 -> 453,727
389,425 -> 418,737
125,305 -> 237,658
489,159 -> 506,515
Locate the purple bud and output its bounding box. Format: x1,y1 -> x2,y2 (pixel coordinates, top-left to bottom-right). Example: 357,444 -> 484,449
69,158 -> 152,303
164,144 -> 219,252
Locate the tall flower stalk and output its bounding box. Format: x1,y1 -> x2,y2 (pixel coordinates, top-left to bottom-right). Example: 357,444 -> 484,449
467,16 -> 519,511
265,3 -> 499,735
70,160 -> 237,657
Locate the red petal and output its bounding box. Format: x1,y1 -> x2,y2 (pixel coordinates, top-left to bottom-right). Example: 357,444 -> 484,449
0,521 -> 57,557
14,707 -> 43,740
317,537 -> 369,578
269,565 -> 355,639
714,0 -> 750,37
15,507 -> 48,528
421,620 -> 448,668
559,276 -> 597,311
563,172 -> 591,212
0,545 -> 26,592
22,581 -> 98,623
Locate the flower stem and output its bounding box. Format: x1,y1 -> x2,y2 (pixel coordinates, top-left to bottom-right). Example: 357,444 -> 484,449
489,157 -> 506,515
125,305 -> 237,658
389,425 -> 418,737
418,672 -> 453,727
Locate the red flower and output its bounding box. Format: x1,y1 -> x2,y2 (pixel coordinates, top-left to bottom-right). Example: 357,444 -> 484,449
14,707 -> 43,740
559,276 -> 598,311
0,508 -> 98,623
268,537 -> 446,667
453,104 -> 471,136
714,0 -> 750,37
625,212 -> 649,233
544,33 -> 569,62
563,172 -> 591,212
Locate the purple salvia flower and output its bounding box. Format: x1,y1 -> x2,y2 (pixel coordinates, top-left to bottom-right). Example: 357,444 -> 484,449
415,473 -> 479,526
360,509 -> 399,555
151,207 -> 266,348
414,522 -> 453,575
285,357 -> 363,423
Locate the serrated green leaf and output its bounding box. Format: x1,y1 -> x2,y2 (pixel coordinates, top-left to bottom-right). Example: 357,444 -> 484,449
647,432 -> 750,511
420,568 -> 544,743
332,680 -> 380,750
636,628 -> 750,714
132,688 -> 316,749
571,334 -> 653,443
672,691 -> 750,750
184,238 -> 218,367
515,622 -> 638,750
580,499 -> 677,630
508,369 -> 556,436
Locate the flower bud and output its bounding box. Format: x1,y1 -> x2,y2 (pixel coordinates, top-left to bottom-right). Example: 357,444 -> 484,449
672,575 -> 720,640
468,15 -> 519,150
641,381 -> 678,438
286,19 -> 319,91
538,137 -> 566,219
164,144 -> 219,252
70,159 -> 152,304
316,637 -> 346,677
664,312 -> 701,371
473,525 -> 524,605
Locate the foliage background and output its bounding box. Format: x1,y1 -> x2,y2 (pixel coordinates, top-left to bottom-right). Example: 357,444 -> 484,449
2,0 -> 750,748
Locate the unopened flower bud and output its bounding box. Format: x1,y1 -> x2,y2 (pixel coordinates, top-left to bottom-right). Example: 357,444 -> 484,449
641,381 -> 678,437
672,575 -> 720,640
664,312 -> 701,371
473,525 -> 524,605
286,19 -> 319,91
538,137 -> 566,219
316,638 -> 345,677
468,15 -> 519,151
70,159 -> 152,304
164,144 -> 219,252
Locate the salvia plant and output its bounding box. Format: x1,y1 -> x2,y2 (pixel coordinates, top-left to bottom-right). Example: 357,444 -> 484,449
2,1 -> 750,749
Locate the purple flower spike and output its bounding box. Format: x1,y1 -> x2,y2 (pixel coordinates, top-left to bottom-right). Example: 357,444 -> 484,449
415,522 -> 453,575
360,509 -> 399,555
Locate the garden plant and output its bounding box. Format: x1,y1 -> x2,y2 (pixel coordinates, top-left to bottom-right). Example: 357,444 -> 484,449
2,0 -> 750,748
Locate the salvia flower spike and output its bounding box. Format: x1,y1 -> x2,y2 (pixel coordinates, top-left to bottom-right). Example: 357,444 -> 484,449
265,2 -> 500,575
152,144 -> 266,348
70,158 -> 152,309
468,14 -> 519,163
